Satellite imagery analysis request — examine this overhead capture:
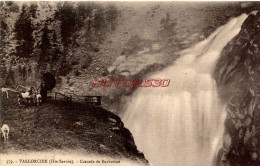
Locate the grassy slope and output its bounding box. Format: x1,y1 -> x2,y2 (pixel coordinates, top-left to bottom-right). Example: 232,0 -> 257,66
0,91 -> 147,165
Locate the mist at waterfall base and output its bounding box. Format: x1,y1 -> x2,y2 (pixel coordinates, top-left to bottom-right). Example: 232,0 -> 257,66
121,14 -> 248,166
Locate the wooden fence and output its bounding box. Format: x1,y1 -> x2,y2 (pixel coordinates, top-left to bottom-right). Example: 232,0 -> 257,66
54,92 -> 101,106
54,92 -> 72,102
83,96 -> 102,106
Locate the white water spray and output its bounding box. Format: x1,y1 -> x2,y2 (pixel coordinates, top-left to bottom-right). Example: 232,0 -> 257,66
122,14 -> 248,166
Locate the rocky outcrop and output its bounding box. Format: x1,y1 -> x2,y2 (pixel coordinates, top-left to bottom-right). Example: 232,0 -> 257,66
107,42 -> 164,78
214,12 -> 260,166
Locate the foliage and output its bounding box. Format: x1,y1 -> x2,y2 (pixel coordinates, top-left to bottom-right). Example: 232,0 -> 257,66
159,12 -> 177,43
39,24 -> 51,62
14,4 -> 35,58
0,2 -> 19,57
2,2 -> 119,81
55,2 -> 77,51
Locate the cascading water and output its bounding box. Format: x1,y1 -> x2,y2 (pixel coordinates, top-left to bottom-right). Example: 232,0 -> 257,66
122,14 -> 248,166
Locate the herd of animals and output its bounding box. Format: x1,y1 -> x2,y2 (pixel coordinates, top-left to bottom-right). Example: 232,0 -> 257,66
1,85 -> 42,142
1,85 -> 42,106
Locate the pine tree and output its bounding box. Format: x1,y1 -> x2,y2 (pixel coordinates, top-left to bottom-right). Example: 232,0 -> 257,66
106,5 -> 118,31
29,2 -> 37,19
159,12 -> 177,42
0,2 -> 19,57
51,31 -> 62,61
56,2 -> 77,52
0,2 -> 8,81
14,4 -> 34,58
0,14 -> 8,57
39,24 -> 51,62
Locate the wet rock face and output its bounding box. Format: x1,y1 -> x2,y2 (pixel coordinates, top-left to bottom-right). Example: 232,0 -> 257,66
107,42 -> 165,78
215,12 -> 260,166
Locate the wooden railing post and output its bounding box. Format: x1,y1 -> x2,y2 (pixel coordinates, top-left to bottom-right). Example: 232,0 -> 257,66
97,96 -> 101,106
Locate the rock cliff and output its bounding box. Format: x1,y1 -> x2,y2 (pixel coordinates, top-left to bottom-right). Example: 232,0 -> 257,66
215,11 -> 260,166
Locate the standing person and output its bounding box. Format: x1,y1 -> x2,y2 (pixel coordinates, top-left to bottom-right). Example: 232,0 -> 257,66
40,81 -> 47,103
39,72 -> 56,103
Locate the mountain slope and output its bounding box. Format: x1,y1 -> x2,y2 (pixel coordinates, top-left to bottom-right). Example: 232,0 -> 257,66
0,91 -> 148,165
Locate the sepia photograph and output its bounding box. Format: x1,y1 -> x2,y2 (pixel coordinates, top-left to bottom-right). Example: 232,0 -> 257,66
0,1 -> 260,166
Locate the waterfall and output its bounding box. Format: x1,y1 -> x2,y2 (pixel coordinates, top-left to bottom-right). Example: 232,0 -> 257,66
122,14 -> 248,166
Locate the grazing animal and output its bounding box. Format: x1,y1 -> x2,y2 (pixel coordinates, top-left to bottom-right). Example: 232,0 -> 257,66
36,93 -> 42,105
1,124 -> 9,141
20,91 -> 32,99
18,92 -> 34,106
1,87 -> 9,98
18,87 -> 36,106
1,87 -> 18,98
16,85 -> 43,106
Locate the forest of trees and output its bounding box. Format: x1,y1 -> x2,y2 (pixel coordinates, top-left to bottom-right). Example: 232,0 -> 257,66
0,1 -> 119,85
